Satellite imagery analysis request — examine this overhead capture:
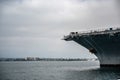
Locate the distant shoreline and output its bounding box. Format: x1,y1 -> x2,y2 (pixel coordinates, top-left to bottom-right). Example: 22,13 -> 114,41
0,58 -> 98,62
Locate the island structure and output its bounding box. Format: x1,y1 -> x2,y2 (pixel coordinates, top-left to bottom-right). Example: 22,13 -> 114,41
63,27 -> 120,68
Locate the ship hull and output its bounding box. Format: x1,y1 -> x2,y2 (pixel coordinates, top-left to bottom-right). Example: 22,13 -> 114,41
64,30 -> 120,67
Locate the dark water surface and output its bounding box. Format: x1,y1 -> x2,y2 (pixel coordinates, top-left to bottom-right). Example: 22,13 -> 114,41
0,61 -> 120,80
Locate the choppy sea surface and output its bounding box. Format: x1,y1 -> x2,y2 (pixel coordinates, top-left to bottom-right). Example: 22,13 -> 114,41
0,61 -> 120,80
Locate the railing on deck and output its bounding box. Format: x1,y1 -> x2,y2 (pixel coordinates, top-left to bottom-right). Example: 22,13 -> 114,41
63,27 -> 120,40
70,27 -> 120,36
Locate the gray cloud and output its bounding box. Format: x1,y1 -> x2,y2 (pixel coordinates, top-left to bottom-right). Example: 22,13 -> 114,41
0,0 -> 120,58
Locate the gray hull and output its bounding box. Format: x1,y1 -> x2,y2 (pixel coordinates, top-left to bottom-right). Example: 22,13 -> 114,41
64,28 -> 120,67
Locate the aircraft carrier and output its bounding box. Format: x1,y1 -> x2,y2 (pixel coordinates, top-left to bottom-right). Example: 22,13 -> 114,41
63,28 -> 120,67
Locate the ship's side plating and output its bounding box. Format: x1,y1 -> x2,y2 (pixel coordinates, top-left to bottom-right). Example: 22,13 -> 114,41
64,28 -> 120,67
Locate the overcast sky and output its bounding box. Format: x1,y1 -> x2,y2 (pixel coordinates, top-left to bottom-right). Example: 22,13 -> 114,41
0,0 -> 120,58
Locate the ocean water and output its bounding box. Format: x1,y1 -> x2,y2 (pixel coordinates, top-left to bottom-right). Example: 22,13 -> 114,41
0,61 -> 120,80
